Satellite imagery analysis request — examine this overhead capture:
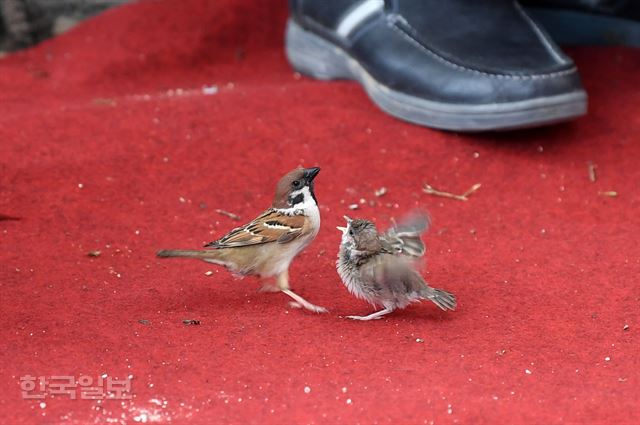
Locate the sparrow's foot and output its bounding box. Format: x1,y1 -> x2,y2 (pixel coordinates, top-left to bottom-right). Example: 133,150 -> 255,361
281,289 -> 328,314
344,307 -> 394,321
345,315 -> 382,321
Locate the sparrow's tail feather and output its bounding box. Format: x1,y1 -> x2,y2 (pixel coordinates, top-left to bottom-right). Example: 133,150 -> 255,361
157,249 -> 222,259
422,287 -> 457,311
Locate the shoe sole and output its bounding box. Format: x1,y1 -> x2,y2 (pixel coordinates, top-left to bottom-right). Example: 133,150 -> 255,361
285,19 -> 588,131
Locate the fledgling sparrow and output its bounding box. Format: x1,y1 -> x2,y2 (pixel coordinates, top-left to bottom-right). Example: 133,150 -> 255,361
157,167 -> 327,313
336,214 -> 456,320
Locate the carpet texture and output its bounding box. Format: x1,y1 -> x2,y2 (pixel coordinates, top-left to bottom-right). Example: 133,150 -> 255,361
1,1 -> 639,423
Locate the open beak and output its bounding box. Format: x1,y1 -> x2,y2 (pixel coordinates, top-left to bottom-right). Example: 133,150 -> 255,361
338,215 -> 352,233
303,167 -> 321,182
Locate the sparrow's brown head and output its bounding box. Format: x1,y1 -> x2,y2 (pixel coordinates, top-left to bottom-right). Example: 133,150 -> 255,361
338,216 -> 382,254
272,167 -> 320,209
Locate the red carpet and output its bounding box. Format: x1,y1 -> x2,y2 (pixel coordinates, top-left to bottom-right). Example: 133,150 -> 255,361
1,1 -> 639,423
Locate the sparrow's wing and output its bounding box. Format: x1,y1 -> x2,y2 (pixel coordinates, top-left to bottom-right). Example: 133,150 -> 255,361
204,209 -> 306,248
382,212 -> 431,257
363,254 -> 456,310
362,254 -> 426,294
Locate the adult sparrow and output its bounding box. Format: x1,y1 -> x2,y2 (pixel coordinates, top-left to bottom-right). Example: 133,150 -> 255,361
158,167 -> 326,313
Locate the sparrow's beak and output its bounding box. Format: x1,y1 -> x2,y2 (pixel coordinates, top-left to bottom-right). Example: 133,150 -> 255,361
336,226 -> 348,234
303,167 -> 321,182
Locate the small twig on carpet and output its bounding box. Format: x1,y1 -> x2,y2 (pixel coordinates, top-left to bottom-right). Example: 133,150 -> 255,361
462,183 -> 482,198
92,98 -> 116,106
215,209 -> 241,221
423,182 -> 481,201
587,161 -> 597,182
87,250 -> 102,257
599,191 -> 618,197
182,319 -> 201,325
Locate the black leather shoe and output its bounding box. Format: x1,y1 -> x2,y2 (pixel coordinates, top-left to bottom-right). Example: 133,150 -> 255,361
286,0 -> 588,131
523,0 -> 640,47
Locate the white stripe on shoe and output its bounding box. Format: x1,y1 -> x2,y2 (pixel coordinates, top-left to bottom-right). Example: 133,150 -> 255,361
336,0 -> 384,38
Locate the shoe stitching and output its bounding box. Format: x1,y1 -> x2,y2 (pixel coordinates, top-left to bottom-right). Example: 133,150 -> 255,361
387,15 -> 577,80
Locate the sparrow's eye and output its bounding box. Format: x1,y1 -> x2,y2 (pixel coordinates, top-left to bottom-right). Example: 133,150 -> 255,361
349,229 -> 354,236
292,180 -> 302,188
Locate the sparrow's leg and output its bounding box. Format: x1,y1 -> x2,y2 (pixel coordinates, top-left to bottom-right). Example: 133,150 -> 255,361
282,289 -> 328,313
276,270 -> 328,314
346,307 -> 394,321
259,282 -> 280,292
276,269 -> 291,290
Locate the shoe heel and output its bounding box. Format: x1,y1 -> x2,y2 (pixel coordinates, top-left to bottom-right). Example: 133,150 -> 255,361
285,19 -> 353,80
